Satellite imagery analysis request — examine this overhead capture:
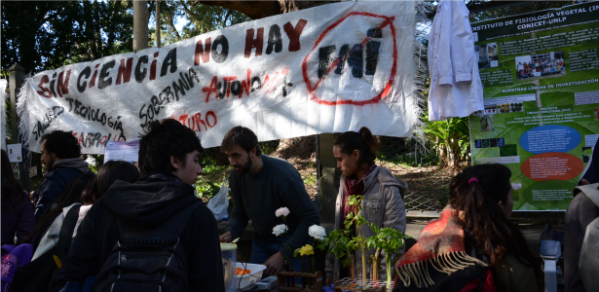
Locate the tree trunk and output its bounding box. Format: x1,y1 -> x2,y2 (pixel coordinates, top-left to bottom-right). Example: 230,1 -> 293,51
133,0 -> 149,51
83,1 -> 97,60
156,0 -> 161,48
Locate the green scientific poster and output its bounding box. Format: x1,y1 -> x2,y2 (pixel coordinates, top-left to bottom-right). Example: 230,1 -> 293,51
469,1 -> 599,211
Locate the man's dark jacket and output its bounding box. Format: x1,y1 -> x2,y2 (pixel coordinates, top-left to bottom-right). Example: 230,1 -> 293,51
49,174 -> 225,292
35,159 -> 93,221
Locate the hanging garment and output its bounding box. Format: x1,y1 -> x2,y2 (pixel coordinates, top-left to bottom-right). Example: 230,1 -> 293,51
427,0 -> 484,121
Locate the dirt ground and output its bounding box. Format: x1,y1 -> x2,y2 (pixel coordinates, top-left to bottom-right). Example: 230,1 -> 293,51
284,154 -> 454,211
378,162 -> 453,211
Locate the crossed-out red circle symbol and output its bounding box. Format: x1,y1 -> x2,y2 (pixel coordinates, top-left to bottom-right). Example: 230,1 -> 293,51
301,11 -> 397,106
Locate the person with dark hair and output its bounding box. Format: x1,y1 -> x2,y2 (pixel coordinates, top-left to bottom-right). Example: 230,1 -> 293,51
1,150 -> 36,246
80,160 -> 141,205
325,127 -> 407,285
564,138 -> 599,292
50,119 -> 224,292
30,161 -> 140,261
9,173 -> 95,292
394,164 -> 543,292
34,130 -> 94,221
219,126 -> 321,277
26,173 -> 95,255
11,162 -> 140,292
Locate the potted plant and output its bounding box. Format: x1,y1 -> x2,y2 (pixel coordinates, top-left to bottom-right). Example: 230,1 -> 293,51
345,195 -> 371,282
318,228 -> 357,278
368,225 -> 405,287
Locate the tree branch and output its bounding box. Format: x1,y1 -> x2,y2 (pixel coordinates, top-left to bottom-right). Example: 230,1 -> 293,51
179,0 -> 203,24
198,1 -> 283,19
168,17 -> 182,41
223,9 -> 230,27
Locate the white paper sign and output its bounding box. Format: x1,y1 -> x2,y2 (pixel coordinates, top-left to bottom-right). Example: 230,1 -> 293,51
7,143 -> 22,162
104,140 -> 140,164
17,1 -> 420,154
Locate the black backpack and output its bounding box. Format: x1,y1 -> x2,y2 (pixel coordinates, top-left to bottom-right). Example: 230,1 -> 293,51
94,202 -> 201,292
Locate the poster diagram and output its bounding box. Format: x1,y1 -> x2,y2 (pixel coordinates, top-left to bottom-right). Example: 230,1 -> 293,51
469,1 -> 599,210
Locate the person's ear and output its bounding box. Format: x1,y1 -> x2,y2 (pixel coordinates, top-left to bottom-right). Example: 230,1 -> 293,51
250,147 -> 257,158
170,155 -> 181,170
498,200 -> 505,209
352,149 -> 360,162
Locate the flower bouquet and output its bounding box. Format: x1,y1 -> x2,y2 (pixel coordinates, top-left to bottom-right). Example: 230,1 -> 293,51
273,208 -> 326,292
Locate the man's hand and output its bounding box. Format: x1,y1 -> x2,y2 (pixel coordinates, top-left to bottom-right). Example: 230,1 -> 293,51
582,179 -> 590,185
219,231 -> 233,243
263,252 -> 284,277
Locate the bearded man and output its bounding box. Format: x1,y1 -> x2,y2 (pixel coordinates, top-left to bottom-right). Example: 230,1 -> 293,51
219,126 -> 320,277
34,130 -> 94,221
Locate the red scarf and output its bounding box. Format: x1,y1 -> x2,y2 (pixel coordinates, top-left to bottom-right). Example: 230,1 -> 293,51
394,208 -> 490,290
343,164 -> 377,220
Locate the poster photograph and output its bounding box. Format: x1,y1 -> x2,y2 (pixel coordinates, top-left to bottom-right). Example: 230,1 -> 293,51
470,1 -> 599,211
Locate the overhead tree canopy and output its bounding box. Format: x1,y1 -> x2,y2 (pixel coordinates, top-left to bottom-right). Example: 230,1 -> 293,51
1,1 -> 138,74
150,0 -> 250,46
197,0 -> 321,19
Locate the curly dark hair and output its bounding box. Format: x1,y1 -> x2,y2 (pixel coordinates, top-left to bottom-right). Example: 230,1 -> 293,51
138,119 -> 204,175
220,126 -> 262,155
41,130 -> 81,159
450,164 -> 544,291
333,126 -> 379,165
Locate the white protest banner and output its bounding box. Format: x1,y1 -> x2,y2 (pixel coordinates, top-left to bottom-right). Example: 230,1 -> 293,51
1,79 -> 7,151
17,1 -> 424,154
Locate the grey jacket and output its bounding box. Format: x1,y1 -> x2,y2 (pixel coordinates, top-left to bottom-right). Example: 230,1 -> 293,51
565,183 -> 599,292
325,166 -> 407,282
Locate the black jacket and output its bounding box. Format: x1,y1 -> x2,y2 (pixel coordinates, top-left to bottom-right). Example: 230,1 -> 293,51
35,166 -> 93,221
49,175 -> 225,292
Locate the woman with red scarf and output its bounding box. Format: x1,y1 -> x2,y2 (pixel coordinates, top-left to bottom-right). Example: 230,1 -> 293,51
393,164 -> 543,292
324,127 -> 407,286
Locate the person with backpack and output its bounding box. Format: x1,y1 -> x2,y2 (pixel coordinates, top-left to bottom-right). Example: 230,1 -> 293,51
26,173 -> 95,258
1,150 -> 36,247
10,161 -> 140,292
34,130 -> 95,221
393,164 -> 543,292
325,127 -> 407,285
9,174 -> 94,292
28,161 -> 140,260
49,119 -> 224,292
564,138 -> 599,292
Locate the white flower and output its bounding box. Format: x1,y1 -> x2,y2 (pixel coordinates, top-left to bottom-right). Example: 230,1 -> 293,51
272,224 -> 288,236
275,207 -> 290,217
308,225 -> 326,240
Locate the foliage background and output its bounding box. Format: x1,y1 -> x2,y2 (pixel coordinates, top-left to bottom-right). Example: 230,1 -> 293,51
1,0 -> 583,215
